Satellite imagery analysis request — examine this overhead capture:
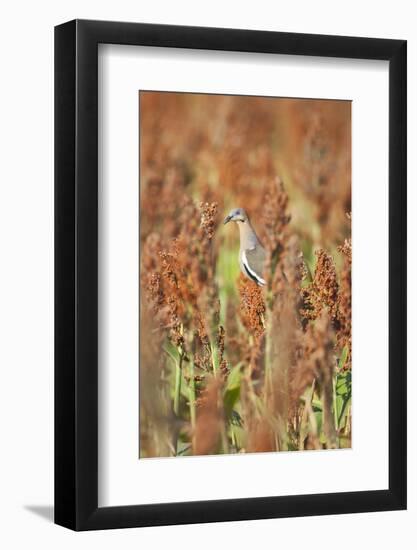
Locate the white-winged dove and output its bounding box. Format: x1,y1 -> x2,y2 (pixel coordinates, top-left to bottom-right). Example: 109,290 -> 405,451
224,208 -> 266,286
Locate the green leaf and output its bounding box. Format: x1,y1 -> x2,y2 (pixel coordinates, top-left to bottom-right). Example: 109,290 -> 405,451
335,370 -> 352,428
312,399 -> 322,412
338,397 -> 351,429
226,363 -> 244,391
223,364 -> 244,419
336,370 -> 351,396
287,441 -> 298,451
163,342 -> 180,364
177,442 -> 191,456
230,424 -> 245,451
230,410 -> 243,427
335,394 -> 344,420
224,387 -> 240,417
180,371 -> 190,399
314,410 -> 323,434
338,346 -> 349,371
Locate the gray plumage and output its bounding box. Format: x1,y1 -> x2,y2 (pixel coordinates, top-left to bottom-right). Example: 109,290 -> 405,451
223,208 -> 266,286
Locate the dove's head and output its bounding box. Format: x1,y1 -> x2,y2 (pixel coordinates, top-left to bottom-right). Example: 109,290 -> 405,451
223,208 -> 249,225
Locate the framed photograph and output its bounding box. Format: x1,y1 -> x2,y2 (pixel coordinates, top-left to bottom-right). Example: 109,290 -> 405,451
55,19 -> 406,530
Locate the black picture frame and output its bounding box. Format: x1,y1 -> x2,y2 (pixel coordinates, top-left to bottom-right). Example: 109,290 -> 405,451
55,19 -> 407,531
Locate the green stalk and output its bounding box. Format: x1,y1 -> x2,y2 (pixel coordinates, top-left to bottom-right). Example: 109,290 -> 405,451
174,350 -> 183,417
333,374 -> 339,432
189,360 -> 196,429
220,421 -> 230,454
299,380 -> 316,450
230,426 -> 236,449
210,342 -> 219,377
322,378 -> 337,449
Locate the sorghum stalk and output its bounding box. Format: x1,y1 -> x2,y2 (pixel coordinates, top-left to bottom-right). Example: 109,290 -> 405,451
173,350 -> 183,417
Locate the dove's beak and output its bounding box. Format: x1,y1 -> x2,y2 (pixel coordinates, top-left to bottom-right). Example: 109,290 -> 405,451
223,214 -> 232,225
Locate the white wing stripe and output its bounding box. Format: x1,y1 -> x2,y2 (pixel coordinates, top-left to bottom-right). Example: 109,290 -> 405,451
242,250 -> 266,286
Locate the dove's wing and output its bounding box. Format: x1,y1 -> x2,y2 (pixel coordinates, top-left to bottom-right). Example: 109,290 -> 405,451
242,245 -> 266,286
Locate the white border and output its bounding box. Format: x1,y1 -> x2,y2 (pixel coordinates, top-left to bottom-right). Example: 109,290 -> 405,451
98,44 -> 389,506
